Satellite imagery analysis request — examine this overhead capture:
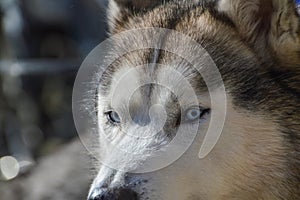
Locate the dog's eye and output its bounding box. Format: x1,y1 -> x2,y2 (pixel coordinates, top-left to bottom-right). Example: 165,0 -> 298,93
185,107 -> 210,122
106,111 -> 121,124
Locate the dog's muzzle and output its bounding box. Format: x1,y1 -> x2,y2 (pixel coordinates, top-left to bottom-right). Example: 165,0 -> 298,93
88,187 -> 138,200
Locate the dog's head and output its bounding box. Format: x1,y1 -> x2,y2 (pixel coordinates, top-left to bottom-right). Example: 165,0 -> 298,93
87,0 -> 300,199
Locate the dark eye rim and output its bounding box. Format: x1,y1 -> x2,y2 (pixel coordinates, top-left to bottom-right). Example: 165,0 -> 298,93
183,107 -> 210,123
105,111 -> 121,124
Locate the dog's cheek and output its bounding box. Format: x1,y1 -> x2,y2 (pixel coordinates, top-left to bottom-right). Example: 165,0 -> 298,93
209,101 -> 288,198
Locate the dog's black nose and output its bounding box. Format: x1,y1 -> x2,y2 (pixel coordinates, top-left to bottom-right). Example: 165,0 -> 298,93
88,188 -> 138,200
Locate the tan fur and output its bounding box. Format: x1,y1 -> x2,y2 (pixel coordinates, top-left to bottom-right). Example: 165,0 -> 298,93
215,104 -> 287,200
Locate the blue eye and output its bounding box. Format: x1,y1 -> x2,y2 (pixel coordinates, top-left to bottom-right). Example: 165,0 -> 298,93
185,107 -> 210,122
106,111 -> 121,124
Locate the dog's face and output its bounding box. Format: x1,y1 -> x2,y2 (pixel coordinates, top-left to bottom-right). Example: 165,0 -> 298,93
87,0 -> 300,200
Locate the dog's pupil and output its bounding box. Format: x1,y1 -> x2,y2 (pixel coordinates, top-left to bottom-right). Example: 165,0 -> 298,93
188,110 -> 200,119
191,111 -> 198,117
110,111 -> 120,122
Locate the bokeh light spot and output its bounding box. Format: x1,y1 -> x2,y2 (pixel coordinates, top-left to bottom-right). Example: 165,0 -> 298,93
0,156 -> 20,180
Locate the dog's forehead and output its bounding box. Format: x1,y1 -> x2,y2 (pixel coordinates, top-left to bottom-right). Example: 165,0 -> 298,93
100,50 -> 209,109
99,6 -> 242,97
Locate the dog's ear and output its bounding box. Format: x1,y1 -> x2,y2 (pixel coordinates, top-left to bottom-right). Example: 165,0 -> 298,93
107,0 -> 166,33
218,0 -> 300,67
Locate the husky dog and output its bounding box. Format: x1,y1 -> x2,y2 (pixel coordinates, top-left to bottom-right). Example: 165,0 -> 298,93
87,0 -> 300,199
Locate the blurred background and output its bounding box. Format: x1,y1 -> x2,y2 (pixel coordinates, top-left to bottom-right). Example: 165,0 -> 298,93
0,0 -> 107,199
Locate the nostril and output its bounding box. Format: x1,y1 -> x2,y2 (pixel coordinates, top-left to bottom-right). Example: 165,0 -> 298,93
88,188 -> 138,200
91,195 -> 102,200
114,188 -> 138,200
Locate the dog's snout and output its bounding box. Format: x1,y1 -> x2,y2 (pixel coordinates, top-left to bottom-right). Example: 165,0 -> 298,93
88,187 -> 138,200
